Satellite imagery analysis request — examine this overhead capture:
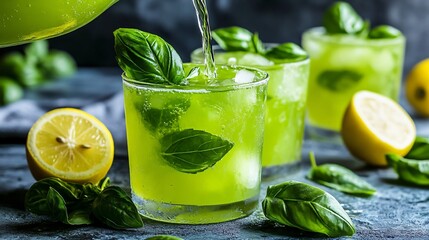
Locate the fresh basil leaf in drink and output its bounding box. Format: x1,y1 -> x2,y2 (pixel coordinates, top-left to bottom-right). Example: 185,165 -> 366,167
136,97 -> 190,135
186,67 -> 200,79
262,181 -> 355,237
212,26 -> 255,52
403,136 -> 429,160
92,186 -> 143,229
317,70 -> 362,91
307,152 -> 376,196
160,129 -> 234,174
323,1 -> 366,35
114,28 -> 185,85
251,32 -> 266,54
386,153 -> 429,186
368,25 -> 402,39
265,43 -> 308,62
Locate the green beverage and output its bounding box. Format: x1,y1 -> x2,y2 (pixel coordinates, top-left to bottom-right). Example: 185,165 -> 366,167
192,26 -> 310,176
302,2 -> 405,133
116,29 -> 268,224
0,0 -> 118,47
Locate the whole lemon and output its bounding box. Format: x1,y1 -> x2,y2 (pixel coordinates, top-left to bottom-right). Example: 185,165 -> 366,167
406,58 -> 429,117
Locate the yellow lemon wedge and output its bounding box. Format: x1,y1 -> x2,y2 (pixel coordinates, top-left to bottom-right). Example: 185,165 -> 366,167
341,91 -> 416,167
406,58 -> 429,117
26,108 -> 114,184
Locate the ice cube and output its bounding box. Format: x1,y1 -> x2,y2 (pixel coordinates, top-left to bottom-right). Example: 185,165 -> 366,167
235,153 -> 260,189
239,53 -> 273,66
370,50 -> 395,73
227,57 -> 237,65
235,69 -> 255,84
329,47 -> 372,68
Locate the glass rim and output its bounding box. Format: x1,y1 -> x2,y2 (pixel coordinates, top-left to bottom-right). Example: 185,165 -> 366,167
303,26 -> 405,46
191,45 -> 310,69
122,64 -> 269,92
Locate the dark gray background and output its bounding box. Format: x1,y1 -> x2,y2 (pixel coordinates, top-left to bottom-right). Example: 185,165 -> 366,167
2,0 -> 428,74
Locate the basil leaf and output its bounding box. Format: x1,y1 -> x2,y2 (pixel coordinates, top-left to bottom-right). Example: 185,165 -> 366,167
46,187 -> 92,225
262,181 -> 355,237
97,177 -> 111,191
25,178 -> 81,215
405,136 -> 429,160
212,26 -> 254,52
92,186 -> 143,229
265,43 -> 307,61
251,33 -> 265,54
307,152 -> 376,196
186,67 -> 200,79
136,98 -> 190,135
386,153 -> 429,186
317,70 -> 362,91
368,25 -> 402,39
160,129 -> 234,174
145,235 -> 184,240
114,28 -> 185,85
323,1 -> 366,35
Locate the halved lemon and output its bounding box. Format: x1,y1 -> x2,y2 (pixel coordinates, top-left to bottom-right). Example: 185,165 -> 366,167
26,108 -> 114,184
341,91 -> 416,166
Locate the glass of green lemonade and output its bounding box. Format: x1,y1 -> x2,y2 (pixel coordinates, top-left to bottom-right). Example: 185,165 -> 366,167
192,44 -> 310,178
123,63 -> 268,224
302,2 -> 405,138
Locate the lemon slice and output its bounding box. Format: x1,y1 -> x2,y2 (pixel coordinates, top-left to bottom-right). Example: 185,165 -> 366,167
26,108 -> 114,183
341,91 -> 416,166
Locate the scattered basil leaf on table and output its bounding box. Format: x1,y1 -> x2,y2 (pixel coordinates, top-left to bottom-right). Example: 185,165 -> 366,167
404,136 -> 429,160
92,186 -> 143,229
307,152 -> 376,196
368,25 -> 402,39
386,153 -> 429,186
160,129 -> 234,174
46,187 -> 92,225
25,177 -> 143,229
265,43 -> 308,62
145,235 -> 184,240
38,50 -> 77,78
323,1 -> 367,35
317,70 -> 362,91
114,28 -> 185,85
262,181 -> 355,237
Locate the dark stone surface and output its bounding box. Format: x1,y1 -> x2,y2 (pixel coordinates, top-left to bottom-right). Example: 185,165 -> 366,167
1,140 -> 429,239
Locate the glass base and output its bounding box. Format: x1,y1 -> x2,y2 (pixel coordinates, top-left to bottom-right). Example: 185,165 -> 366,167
132,193 -> 259,224
306,124 -> 343,145
262,160 -> 301,181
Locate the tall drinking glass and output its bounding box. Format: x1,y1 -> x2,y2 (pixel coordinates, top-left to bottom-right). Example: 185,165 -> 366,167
123,64 -> 268,224
192,47 -> 310,178
302,27 -> 405,138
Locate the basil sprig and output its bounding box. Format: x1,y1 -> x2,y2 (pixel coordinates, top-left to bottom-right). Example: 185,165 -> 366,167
386,154 -> 429,186
212,26 -> 307,61
262,181 -> 355,237
323,1 -> 368,35
114,28 -> 185,85
160,129 -> 234,173
307,152 -> 376,196
25,177 -> 143,229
